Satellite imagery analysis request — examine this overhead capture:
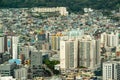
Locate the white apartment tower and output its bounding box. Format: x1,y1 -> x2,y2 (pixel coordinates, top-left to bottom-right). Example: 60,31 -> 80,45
101,32 -> 119,47
12,36 -> 19,59
60,40 -> 78,69
60,35 -> 100,70
107,32 -> 119,47
0,36 -> 4,53
103,61 -> 120,80
101,32 -> 107,47
78,35 -> 100,69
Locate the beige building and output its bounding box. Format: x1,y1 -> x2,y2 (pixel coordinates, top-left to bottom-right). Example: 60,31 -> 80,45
60,39 -> 78,69
101,32 -> 119,47
78,35 -> 100,69
31,7 -> 68,16
0,36 -> 4,53
60,35 -> 101,70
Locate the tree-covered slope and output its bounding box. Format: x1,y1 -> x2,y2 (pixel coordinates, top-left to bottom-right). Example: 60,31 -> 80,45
0,0 -> 120,12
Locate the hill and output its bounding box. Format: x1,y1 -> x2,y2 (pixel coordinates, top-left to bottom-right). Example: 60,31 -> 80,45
0,0 -> 120,13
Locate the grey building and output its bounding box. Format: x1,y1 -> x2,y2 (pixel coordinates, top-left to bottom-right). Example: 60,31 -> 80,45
116,64 -> 120,80
14,67 -> 28,80
0,52 -> 10,64
30,51 -> 42,67
1,52 -> 10,64
30,51 -> 43,78
0,63 -> 17,77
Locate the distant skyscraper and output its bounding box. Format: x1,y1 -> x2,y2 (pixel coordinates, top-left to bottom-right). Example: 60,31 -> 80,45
60,40 -> 67,69
0,36 -> 4,53
49,33 -> 63,50
103,61 -> 120,80
101,32 -> 107,47
107,32 -> 119,47
50,35 -> 57,50
12,36 -> 19,59
56,36 -> 60,50
5,35 -> 19,59
95,39 -> 101,66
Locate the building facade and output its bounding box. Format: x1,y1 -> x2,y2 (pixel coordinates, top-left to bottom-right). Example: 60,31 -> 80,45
101,32 -> 119,47
30,51 -> 43,78
78,36 -> 100,69
0,63 -> 17,77
31,7 -> 68,16
30,51 -> 42,67
12,36 -> 19,59
103,61 -> 120,80
60,40 -> 78,69
0,36 -> 4,53
60,35 -> 100,70
14,67 -> 28,80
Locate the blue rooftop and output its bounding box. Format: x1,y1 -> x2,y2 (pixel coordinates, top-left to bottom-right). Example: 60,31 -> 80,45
9,59 -> 21,65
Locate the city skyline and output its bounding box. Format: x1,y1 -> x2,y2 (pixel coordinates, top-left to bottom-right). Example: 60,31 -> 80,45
0,5 -> 120,80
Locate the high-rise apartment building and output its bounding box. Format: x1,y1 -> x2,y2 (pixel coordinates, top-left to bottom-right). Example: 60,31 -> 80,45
6,35 -> 19,59
30,51 -> 43,78
0,36 -> 4,53
12,36 -> 19,59
101,32 -> 107,47
30,51 -> 42,67
107,32 -> 119,47
60,39 -> 78,69
101,32 -> 119,47
49,33 -> 63,50
60,40 -> 68,69
50,35 -> 57,50
103,61 -> 120,80
78,35 -> 100,69
60,35 -> 100,70
95,39 -> 101,66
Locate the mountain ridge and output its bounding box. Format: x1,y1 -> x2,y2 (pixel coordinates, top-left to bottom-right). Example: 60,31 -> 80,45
0,0 -> 120,12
